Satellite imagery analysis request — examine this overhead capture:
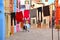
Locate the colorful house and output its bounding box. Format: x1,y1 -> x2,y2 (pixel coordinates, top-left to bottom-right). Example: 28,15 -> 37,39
3,0 -> 55,39
4,0 -> 11,38
4,0 -> 14,38
0,0 -> 5,40
55,0 -> 60,26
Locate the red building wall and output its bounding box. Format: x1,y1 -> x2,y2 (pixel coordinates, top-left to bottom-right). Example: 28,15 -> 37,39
55,0 -> 60,25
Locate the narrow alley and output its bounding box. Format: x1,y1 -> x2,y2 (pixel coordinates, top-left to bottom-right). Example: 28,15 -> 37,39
6,28 -> 60,40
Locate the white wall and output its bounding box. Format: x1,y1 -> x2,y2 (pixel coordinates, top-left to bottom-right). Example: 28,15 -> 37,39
41,10 -> 49,28
58,0 -> 60,6
4,0 -> 10,13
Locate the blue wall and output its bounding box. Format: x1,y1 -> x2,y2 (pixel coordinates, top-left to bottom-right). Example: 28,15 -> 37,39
0,0 -> 5,40
14,0 -> 16,12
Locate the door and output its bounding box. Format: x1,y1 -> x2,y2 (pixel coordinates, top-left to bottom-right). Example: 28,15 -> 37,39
31,18 -> 37,28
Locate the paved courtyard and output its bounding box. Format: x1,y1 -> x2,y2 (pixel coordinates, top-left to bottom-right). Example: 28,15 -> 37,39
6,28 -> 60,40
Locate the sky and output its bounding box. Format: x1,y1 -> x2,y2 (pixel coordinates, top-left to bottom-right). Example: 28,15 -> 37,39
42,0 -> 55,5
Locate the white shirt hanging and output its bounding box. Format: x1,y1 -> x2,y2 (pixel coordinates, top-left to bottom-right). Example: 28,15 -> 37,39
25,4 -> 30,10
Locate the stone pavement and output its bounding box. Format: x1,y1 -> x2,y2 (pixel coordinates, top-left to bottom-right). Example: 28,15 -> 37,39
6,28 -> 60,40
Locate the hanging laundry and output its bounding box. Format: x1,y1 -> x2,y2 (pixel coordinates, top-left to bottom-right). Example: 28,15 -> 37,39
25,4 -> 30,10
16,8 -> 21,12
11,12 -> 16,26
37,7 -> 42,22
20,5 -> 25,11
17,0 -> 18,8
30,9 -> 37,18
20,22 -> 24,29
15,11 -> 23,23
20,5 -> 25,9
20,0 -> 25,5
24,10 -> 30,23
17,0 -> 20,9
25,1 -> 30,10
24,10 -> 30,19
16,23 -> 20,32
43,5 -> 50,16
18,0 -> 20,3
16,0 -> 20,12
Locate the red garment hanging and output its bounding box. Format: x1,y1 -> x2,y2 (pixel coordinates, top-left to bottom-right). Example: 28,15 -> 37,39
24,10 -> 30,19
15,11 -> 23,22
24,10 -> 30,23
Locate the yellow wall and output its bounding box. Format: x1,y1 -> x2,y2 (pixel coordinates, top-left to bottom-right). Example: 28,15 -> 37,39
4,0 -> 11,38
4,0 -> 10,13
5,14 -> 11,38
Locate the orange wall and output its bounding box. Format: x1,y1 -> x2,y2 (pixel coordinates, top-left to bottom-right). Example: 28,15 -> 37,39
55,0 -> 58,8
55,0 -> 60,25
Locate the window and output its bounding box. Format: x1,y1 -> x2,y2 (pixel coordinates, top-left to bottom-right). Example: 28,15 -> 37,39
44,19 -> 46,24
33,19 -> 35,24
